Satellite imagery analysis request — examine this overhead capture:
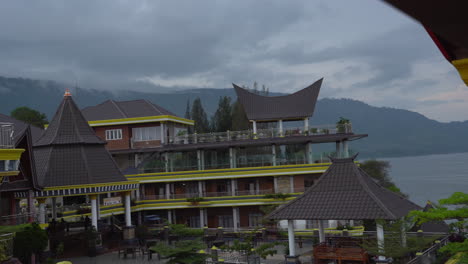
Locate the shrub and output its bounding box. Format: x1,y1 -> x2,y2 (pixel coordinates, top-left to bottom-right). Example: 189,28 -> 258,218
169,224 -> 203,237
13,223 -> 48,264
263,193 -> 292,200
186,197 -> 204,204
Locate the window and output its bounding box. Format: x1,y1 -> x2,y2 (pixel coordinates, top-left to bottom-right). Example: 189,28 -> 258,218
105,129 -> 122,140
248,213 -> 263,227
218,215 -> 233,228
132,126 -> 161,141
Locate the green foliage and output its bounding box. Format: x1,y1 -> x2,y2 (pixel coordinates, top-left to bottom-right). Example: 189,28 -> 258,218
169,224 -> 204,237
151,239 -> 207,264
186,197 -> 204,204
11,106 -> 48,128
336,117 -> 350,133
191,98 -> 210,133
212,96 -> 232,132
360,160 -> 407,197
263,193 -> 291,200
231,100 -> 249,131
13,223 -> 48,264
0,224 -> 30,234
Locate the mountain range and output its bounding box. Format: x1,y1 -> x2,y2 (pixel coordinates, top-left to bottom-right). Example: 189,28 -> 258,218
1,76 -> 468,158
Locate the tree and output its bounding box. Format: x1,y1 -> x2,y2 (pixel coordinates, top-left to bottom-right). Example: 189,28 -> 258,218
231,100 -> 249,131
190,98 -> 209,133
13,223 -> 48,264
410,192 -> 468,260
151,239 -> 207,264
212,96 -> 232,132
11,106 -> 48,128
184,99 -> 191,120
360,160 -> 407,197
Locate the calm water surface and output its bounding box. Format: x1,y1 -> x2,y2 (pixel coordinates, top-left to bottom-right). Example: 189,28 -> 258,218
384,152 -> 468,206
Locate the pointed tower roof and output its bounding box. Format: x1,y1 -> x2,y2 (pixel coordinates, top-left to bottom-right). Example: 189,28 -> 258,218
33,90 -> 134,191
269,156 -> 420,220
233,78 -> 322,121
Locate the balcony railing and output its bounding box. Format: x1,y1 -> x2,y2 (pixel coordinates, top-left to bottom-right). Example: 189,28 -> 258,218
167,123 -> 353,145
0,213 -> 35,226
141,188 -> 304,200
0,123 -> 14,149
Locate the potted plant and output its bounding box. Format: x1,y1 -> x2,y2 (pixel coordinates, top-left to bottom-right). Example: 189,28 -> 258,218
336,117 -> 351,133
186,197 -> 204,205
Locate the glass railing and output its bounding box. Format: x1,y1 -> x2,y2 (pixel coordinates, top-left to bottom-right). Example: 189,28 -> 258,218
166,123 -> 353,146
140,188 -> 306,200
0,123 -> 14,149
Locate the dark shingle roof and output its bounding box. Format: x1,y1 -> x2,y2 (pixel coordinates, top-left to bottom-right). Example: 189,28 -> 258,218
233,79 -> 322,121
33,94 -> 128,188
81,99 -> 176,121
269,156 -> 420,220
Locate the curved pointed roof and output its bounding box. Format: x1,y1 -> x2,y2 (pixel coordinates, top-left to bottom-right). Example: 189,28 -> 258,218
233,79 -> 322,121
33,92 -> 129,189
269,156 -> 420,220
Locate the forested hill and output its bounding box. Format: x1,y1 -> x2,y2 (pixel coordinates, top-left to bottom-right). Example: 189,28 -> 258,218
1,76 -> 468,158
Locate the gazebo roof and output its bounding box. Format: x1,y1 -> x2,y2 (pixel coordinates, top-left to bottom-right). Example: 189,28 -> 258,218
33,91 -> 131,190
233,79 -> 322,122
269,156 -> 420,220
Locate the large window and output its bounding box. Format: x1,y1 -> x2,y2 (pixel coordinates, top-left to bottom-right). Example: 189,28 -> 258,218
132,126 -> 161,141
105,129 -> 122,140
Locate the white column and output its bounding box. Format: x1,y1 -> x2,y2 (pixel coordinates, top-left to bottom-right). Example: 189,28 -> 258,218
165,183 -> 171,199
273,177 -> 278,193
197,150 -> 202,170
200,150 -> 205,170
335,141 -> 342,158
377,222 -> 385,260
342,140 -> 349,158
233,207 -> 239,232
38,200 -> 46,224
287,220 -> 296,256
231,179 -> 237,196
90,195 -> 98,230
252,121 -> 258,138
160,122 -> 165,144
306,142 -> 313,164
229,148 -> 234,168
272,145 -> 277,166
198,181 -> 204,196
289,176 -> 294,193
200,209 -> 205,228
318,220 -> 326,243
304,118 -> 309,134
51,197 -> 57,220
279,120 -> 284,137
124,192 -> 132,227
164,152 -> 169,172
255,179 -> 260,195
167,210 -> 172,224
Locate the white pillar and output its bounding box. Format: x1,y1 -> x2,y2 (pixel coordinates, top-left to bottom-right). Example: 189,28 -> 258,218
272,145 -> 277,166
229,148 -> 234,168
342,140 -> 349,158
252,121 -> 258,139
124,192 -> 132,227
318,220 -> 326,243
377,222 -> 385,260
90,195 -> 98,230
231,179 -> 237,196
198,181 -> 204,196
51,197 -> 57,220
306,142 -> 313,164
200,150 -> 205,170
335,141 -> 341,158
304,118 -> 309,134
278,120 -> 284,137
273,177 -> 278,193
160,122 -> 165,144
167,210 -> 172,224
287,220 -> 296,256
164,152 -> 169,172
38,200 -> 46,224
165,183 -> 171,199
200,209 -> 205,228
197,150 -> 202,170
328,220 -> 338,228
233,207 -> 239,232
255,179 -> 260,195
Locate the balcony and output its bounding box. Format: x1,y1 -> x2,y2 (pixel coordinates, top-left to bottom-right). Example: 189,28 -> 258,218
166,124 -> 353,145
0,123 -> 14,149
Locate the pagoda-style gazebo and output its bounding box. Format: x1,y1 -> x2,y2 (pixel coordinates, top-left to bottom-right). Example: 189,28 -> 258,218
268,155 -> 420,262
233,79 -> 322,138
16,90 -> 138,230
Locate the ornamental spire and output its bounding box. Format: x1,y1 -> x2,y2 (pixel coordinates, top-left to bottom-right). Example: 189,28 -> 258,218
64,88 -> 71,97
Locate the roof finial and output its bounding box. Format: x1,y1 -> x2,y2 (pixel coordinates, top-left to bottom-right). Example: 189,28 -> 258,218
64,88 -> 72,97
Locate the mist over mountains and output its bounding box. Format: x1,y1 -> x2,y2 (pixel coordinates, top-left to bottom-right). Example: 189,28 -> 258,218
1,76 -> 468,158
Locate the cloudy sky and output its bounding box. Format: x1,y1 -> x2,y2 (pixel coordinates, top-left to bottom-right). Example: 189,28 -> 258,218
0,0 -> 466,121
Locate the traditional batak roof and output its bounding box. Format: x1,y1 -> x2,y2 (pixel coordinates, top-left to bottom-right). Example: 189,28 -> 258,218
233,79 -> 322,122
269,155 -> 420,220
32,90 -> 136,194
82,99 -> 177,122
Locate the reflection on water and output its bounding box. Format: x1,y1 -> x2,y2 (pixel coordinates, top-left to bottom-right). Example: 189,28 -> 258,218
380,152 -> 468,206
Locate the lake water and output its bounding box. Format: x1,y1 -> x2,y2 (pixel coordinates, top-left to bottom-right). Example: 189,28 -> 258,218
384,152 -> 468,206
